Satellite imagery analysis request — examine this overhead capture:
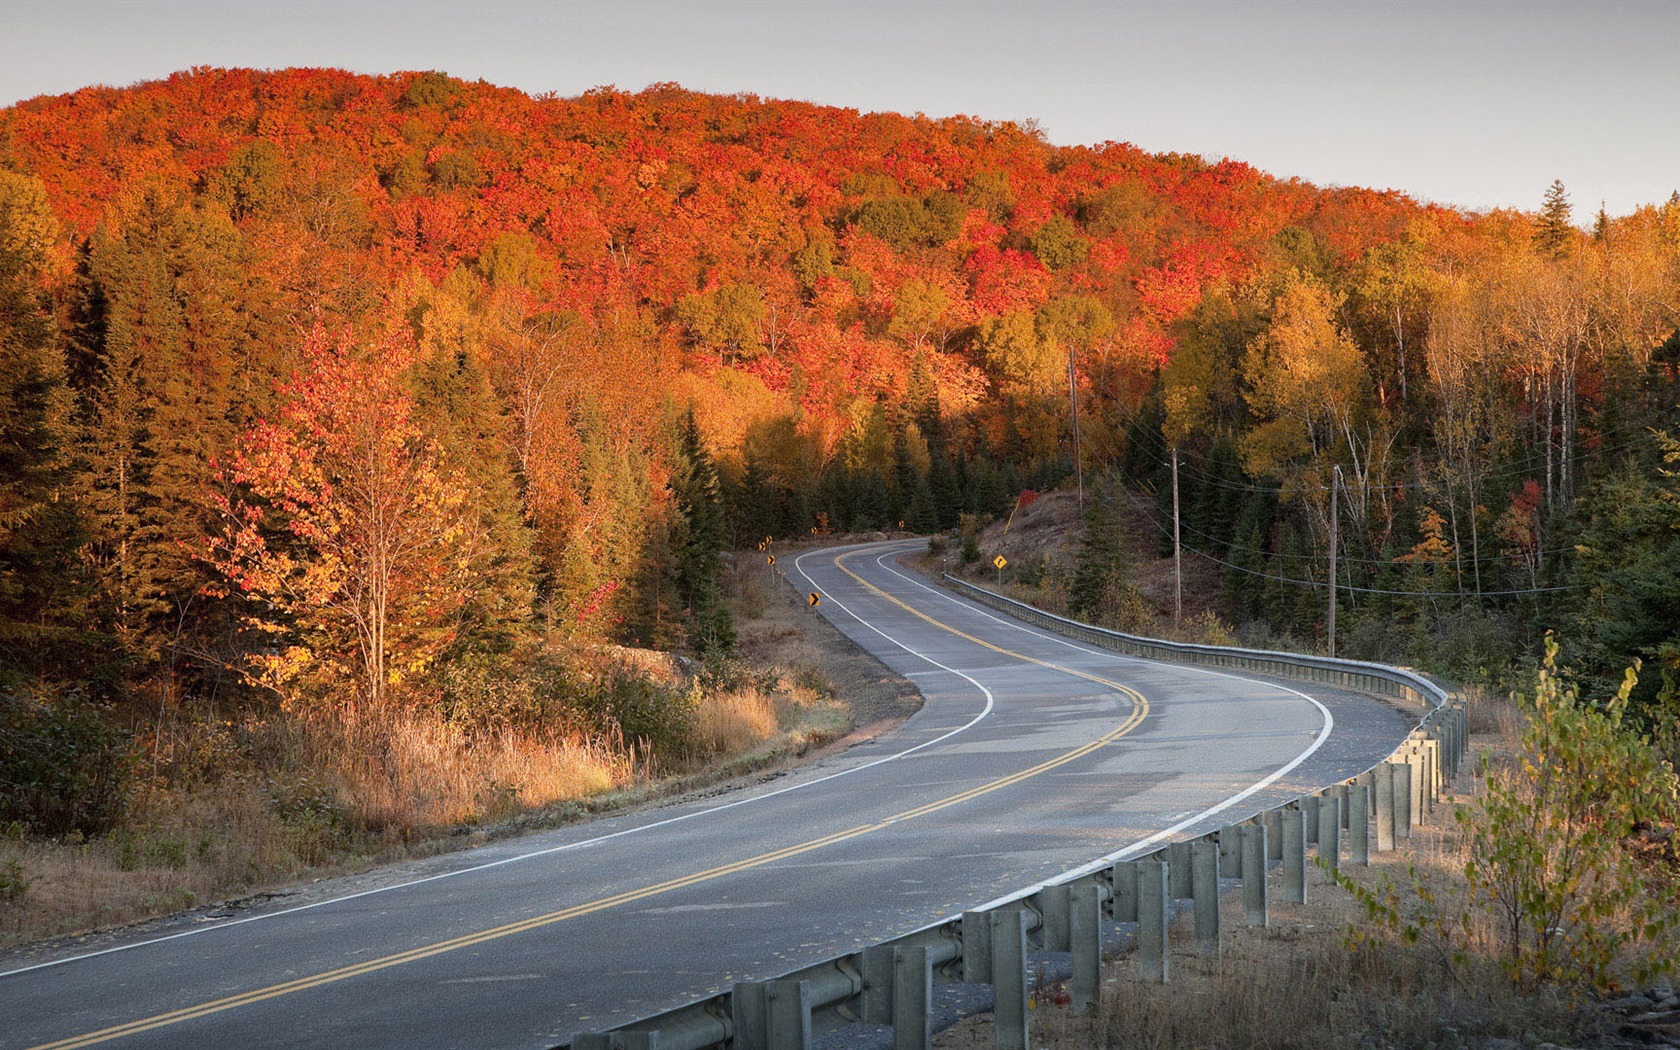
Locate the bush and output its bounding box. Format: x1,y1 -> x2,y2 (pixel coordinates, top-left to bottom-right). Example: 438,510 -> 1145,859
587,672 -> 695,760
1460,638 -> 1680,990
0,689 -> 135,837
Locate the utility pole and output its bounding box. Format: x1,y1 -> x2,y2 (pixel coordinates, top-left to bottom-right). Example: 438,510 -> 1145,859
1067,343 -> 1083,507
1328,464 -> 1341,657
1171,447 -> 1182,627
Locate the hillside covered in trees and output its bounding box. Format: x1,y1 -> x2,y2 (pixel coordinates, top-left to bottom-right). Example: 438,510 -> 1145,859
2,68 -> 1679,851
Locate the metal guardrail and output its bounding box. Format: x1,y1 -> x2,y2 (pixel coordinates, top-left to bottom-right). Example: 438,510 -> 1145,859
566,577 -> 1468,1050
941,575 -> 1451,710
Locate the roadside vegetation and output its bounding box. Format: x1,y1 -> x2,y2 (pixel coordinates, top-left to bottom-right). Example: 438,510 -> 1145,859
935,652 -> 1680,1050
0,554 -> 870,948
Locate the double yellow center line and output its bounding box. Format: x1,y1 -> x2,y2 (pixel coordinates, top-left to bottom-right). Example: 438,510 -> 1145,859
32,548 -> 1148,1050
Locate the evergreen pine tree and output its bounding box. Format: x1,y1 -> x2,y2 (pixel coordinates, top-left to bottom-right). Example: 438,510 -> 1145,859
671,413 -> 734,654
1535,179 -> 1574,260
0,172 -> 98,683
1070,482 -> 1128,618
410,340 -> 537,654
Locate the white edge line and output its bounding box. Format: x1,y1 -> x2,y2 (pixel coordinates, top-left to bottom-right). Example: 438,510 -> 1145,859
0,543 -> 995,982
849,541 -> 1343,912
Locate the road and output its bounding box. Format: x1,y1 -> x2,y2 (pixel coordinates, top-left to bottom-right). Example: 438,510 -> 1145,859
0,539 -> 1414,1050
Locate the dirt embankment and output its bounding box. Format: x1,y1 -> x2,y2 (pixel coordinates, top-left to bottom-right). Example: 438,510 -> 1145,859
921,489 -> 1228,639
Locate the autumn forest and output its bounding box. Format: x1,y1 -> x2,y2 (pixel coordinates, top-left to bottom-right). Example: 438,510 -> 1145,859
2,69 -> 1679,896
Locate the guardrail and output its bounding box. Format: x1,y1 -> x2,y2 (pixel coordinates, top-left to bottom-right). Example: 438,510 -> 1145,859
566,575 -> 1468,1050
941,575 -> 1451,710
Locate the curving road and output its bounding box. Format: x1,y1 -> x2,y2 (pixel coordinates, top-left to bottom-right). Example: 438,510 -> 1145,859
0,540 -> 1414,1050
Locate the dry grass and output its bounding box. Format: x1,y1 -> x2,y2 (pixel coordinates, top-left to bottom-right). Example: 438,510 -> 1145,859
319,712 -> 635,833
0,558 -> 877,949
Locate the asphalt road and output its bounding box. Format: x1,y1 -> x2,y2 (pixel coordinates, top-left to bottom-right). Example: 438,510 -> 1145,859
0,540 -> 1415,1050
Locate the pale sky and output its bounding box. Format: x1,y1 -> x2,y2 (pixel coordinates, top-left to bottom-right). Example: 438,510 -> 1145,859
2,0 -> 1676,217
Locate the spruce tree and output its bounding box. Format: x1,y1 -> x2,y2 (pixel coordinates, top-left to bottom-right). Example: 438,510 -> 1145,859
1535,179 -> 1574,260
1071,482 -> 1128,619
0,172 -> 97,684
409,338 -> 537,654
671,413 -> 734,654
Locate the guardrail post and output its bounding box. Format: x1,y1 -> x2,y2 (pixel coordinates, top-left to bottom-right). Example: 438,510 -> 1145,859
1375,765 -> 1396,852
1444,698 -> 1458,772
766,980 -> 811,1050
1241,822 -> 1267,925
1302,795 -> 1320,846
1041,883 -> 1070,952
1423,734 -> 1439,799
1265,809 -> 1284,862
1192,840 -> 1220,955
990,909 -> 1030,1049
1348,783 -> 1371,865
1282,803 -> 1307,904
961,910 -> 992,984
1110,861 -> 1139,923
1137,858 -> 1169,983
1071,883 -> 1101,1017
861,945 -> 894,1024
1218,825 -> 1241,877
1316,792 -> 1341,876
622,1036 -> 657,1050
732,981 -> 768,1050
1167,840 -> 1192,899
1397,752 -> 1411,836
892,945 -> 931,1050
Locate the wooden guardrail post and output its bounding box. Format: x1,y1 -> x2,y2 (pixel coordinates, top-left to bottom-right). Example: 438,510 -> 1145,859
1317,791 -> 1342,876
1137,858 -> 1170,982
1395,760 -> 1413,841
990,910 -> 1029,1049
731,982 -> 768,1050
1282,803 -> 1307,904
861,945 -> 894,1024
1374,765 -> 1396,852
1349,783 -> 1371,865
960,910 -> 992,984
1071,883 -> 1101,1016
1241,822 -> 1268,925
765,980 -> 811,1050
1191,840 -> 1221,955
892,945 -> 931,1050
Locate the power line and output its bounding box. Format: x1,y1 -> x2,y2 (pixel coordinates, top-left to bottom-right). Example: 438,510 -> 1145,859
1128,500 -> 1578,597
1124,404 -> 1680,499
1158,499 -> 1577,569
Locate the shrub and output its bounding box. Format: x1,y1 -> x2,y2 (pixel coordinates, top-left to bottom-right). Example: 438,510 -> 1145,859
588,672 -> 695,760
1459,637 -> 1680,990
0,689 -> 135,837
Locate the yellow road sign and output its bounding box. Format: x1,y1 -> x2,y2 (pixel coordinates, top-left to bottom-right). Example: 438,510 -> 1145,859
808,592 -> 821,607
993,555 -> 1008,570
767,554 -> 776,566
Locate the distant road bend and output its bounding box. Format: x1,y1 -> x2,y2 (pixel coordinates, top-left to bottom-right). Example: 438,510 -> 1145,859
0,539 -> 1414,1050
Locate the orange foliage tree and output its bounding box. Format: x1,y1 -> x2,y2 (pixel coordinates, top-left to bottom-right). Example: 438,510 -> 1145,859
206,325 -> 478,709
